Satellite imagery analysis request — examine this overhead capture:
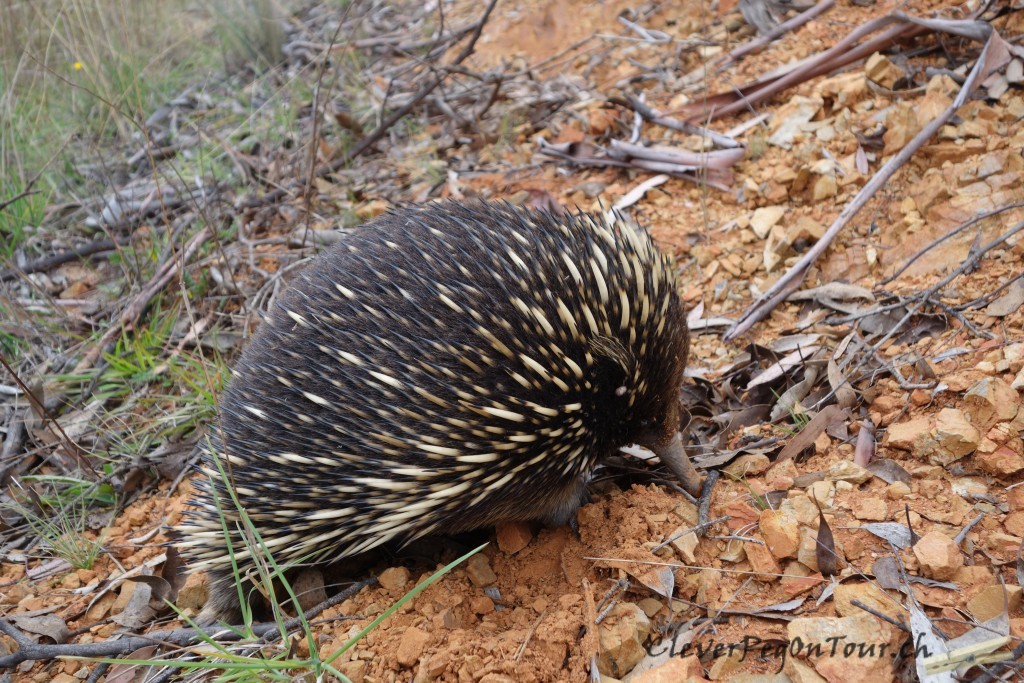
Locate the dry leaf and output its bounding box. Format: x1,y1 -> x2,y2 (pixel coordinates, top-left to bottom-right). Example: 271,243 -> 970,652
854,419 -> 876,467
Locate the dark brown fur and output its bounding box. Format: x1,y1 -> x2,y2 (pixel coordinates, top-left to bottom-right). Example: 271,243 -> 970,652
176,201 -> 690,623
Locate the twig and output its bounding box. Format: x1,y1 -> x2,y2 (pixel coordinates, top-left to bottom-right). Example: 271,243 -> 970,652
699,16 -> 926,121
926,296 -> 992,339
0,418 -> 28,486
954,513 -> 985,547
240,0 -> 499,210
652,515 -> 730,551
721,0 -> 835,65
725,19 -> 1003,341
515,609 -> 549,662
594,578 -> 631,624
881,202 -> 1024,285
0,358 -> 92,477
957,271 -> 1024,311
302,4 -> 353,228
0,237 -> 130,283
851,599 -> 909,631
0,616 -> 272,668
870,220 -> 1024,337
260,577 -> 377,644
0,576 -> 375,669
72,227 -> 212,375
0,167 -> 44,214
615,95 -> 742,149
0,188 -> 41,214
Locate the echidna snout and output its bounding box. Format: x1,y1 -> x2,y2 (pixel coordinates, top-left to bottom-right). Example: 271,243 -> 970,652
175,200 -> 698,623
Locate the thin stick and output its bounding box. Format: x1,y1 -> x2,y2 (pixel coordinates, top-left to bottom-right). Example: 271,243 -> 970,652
880,202 -> 1024,285
241,0 -> 499,210
721,0 -> 835,65
725,21 -> 1001,341
616,94 -> 743,149
72,227 -> 212,374
0,237 -> 129,283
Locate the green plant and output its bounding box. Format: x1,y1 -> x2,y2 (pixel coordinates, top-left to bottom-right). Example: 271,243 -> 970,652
102,444 -> 486,678
771,387 -> 812,436
0,0 -> 227,266
3,476 -> 115,569
724,471 -> 770,511
210,0 -> 286,73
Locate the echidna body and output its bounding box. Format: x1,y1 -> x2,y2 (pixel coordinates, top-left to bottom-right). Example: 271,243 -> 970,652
177,201 -> 697,623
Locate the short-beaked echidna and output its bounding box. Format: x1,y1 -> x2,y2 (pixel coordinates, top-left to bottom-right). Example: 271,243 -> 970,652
176,200 -> 699,623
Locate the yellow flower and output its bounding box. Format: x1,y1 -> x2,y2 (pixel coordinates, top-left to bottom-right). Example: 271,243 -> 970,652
73,61 -> 83,71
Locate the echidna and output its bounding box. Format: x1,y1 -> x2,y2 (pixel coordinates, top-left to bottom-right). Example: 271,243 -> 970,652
176,200 -> 699,623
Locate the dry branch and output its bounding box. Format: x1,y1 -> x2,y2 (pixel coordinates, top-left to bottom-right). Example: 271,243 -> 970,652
721,0 -> 835,66
72,227 -> 212,374
240,0 -> 499,210
0,237 -> 129,283
725,17 -> 1015,340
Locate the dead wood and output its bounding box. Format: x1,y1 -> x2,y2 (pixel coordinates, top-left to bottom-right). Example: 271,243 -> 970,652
240,0 -> 499,210
725,16 -> 1013,341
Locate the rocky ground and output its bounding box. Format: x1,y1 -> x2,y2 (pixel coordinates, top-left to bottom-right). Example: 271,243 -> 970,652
2,0 -> 1024,681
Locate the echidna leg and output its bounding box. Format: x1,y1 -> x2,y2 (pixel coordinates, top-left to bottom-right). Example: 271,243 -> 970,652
196,569 -> 245,625
543,473 -> 591,532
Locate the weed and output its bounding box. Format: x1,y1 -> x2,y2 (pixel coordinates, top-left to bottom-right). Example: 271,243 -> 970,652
102,443 -> 486,678
771,388 -> 812,436
3,476 -> 115,569
725,471 -> 770,511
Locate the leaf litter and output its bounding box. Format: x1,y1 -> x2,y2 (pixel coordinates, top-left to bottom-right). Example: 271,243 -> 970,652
1,0 -> 1024,680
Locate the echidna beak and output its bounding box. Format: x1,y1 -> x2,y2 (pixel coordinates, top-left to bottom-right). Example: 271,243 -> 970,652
653,431 -> 703,497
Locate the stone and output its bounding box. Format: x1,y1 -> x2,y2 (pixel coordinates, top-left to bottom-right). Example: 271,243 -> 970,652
596,602 -> 651,678
721,499 -> 760,531
723,453 -> 771,478
1005,511 -> 1024,536
378,566 -> 411,592
984,533 -> 1023,563
967,584 -> 1022,622
865,52 -> 900,88
784,657 -> 827,683
759,509 -> 800,560
630,655 -> 704,682
637,597 -> 664,618
669,526 -> 699,564
913,530 -> 963,581
826,461 -> 873,485
976,445 -> 1024,476
932,409 -> 981,464
850,496 -> 888,521
425,652 -> 448,678
884,416 -> 933,455
466,554 -> 498,587
0,582 -> 30,607
781,569 -> 825,598
396,626 -> 430,668
833,581 -> 905,622
886,482 -> 911,499
469,595 -> 494,615
795,528 -> 821,574
788,613 -> 895,681
495,522 -> 533,554
338,660 -> 366,683
707,645 -> 745,679
963,378 -> 1019,429
745,541 -> 782,580
750,206 -> 787,239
